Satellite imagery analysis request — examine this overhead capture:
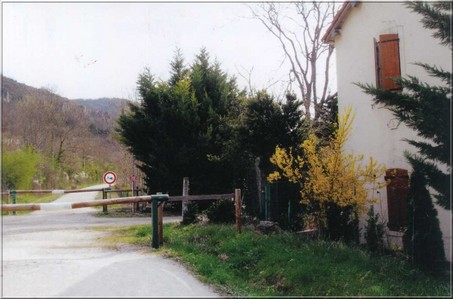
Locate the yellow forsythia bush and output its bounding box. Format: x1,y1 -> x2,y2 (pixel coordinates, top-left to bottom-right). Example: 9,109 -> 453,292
268,106 -> 386,217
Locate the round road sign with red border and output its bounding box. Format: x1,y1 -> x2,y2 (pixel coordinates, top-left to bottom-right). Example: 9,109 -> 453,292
103,171 -> 117,185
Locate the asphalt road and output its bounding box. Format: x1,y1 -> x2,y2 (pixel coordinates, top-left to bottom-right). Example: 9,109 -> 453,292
1,185 -> 221,297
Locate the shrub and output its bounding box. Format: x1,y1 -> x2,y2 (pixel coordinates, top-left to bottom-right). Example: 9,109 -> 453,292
204,199 -> 235,224
364,205 -> 385,253
2,146 -> 40,189
324,202 -> 359,244
403,169 -> 446,275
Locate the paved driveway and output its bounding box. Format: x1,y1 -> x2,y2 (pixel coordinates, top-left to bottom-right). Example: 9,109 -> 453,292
1,185 -> 221,297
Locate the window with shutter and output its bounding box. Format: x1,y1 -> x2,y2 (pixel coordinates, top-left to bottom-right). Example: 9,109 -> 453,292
385,168 -> 409,231
374,34 -> 402,91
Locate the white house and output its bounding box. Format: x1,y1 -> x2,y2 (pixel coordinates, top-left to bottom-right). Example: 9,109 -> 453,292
322,1 -> 451,261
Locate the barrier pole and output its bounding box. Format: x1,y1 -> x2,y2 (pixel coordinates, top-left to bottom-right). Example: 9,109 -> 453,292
152,197 -> 159,248
158,202 -> 164,245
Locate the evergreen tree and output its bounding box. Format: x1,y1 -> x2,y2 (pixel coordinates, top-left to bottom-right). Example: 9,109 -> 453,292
357,2 -> 451,209
364,205 -> 385,253
117,49 -> 245,195
403,168 -> 446,274
356,2 -> 450,273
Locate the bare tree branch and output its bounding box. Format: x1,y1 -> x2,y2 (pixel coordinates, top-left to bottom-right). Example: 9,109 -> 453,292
248,1 -> 339,120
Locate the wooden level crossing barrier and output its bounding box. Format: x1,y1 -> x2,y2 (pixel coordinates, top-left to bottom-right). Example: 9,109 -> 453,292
1,190 -> 242,248
1,193 -> 238,212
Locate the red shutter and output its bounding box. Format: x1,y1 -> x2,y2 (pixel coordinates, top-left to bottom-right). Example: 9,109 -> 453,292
385,168 -> 409,231
379,34 -> 401,91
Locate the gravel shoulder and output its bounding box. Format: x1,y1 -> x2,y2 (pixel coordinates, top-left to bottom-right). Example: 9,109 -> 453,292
1,185 -> 221,297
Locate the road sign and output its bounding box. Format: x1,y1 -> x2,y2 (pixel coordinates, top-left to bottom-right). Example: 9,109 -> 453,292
103,171 -> 117,185
130,175 -> 137,183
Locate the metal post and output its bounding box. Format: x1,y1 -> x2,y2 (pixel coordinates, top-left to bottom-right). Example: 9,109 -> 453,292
102,188 -> 108,213
151,193 -> 169,249
158,202 -> 164,245
10,190 -> 16,215
152,197 -> 159,248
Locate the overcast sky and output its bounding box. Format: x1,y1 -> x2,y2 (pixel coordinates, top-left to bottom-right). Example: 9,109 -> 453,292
2,1 -> 336,100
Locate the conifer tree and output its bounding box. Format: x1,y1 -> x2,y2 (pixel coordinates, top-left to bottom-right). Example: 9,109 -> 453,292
403,167 -> 446,274
357,2 -> 451,209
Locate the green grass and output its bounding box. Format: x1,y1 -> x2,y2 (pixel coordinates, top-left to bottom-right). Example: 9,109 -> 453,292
102,223 -> 451,297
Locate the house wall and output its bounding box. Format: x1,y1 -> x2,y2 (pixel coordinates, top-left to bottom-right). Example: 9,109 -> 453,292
332,2 -> 451,260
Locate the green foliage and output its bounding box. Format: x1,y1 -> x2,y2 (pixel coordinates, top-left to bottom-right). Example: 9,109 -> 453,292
324,202 -> 359,245
117,48 -> 246,195
403,169 -> 446,275
109,223 -> 451,296
268,107 -> 386,240
240,91 -> 306,174
204,199 -> 235,224
364,206 -> 385,253
239,91 -> 307,219
2,146 -> 40,189
406,1 -> 451,47
313,92 -> 339,143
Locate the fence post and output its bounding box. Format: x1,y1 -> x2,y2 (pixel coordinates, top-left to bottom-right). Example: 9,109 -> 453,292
264,182 -> 270,221
235,189 -> 241,233
134,187 -> 139,212
4,192 -> 10,215
181,177 -> 189,218
10,190 -> 16,216
102,188 -> 108,213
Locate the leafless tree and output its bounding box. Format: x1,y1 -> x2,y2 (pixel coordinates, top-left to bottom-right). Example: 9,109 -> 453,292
248,2 -> 338,120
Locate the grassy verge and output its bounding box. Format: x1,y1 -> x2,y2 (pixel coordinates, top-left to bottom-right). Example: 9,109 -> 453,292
101,223 -> 451,297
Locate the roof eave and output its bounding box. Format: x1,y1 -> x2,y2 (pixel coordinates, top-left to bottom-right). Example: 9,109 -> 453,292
322,1 -> 360,44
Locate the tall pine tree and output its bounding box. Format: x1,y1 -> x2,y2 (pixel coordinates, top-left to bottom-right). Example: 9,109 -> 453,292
117,49 -> 244,195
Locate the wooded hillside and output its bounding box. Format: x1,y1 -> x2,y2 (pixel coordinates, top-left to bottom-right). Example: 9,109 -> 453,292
1,75 -> 139,190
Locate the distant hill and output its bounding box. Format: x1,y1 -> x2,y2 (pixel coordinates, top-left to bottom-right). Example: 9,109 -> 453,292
1,75 -> 136,189
1,75 -> 132,133
1,75 -> 68,103
1,75 -> 130,119
73,98 -> 129,119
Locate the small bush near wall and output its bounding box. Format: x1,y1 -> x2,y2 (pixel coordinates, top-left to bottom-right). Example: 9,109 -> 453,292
364,206 -> 385,253
204,199 -> 235,224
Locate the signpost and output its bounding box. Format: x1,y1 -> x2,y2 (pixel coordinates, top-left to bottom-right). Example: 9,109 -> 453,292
103,171 -> 117,186
103,171 -> 116,213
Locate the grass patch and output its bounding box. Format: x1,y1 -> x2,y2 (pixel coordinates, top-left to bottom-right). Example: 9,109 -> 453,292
103,223 -> 451,297
95,205 -> 150,217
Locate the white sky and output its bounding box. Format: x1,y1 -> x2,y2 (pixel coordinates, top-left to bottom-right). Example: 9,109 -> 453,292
2,1 -> 336,100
